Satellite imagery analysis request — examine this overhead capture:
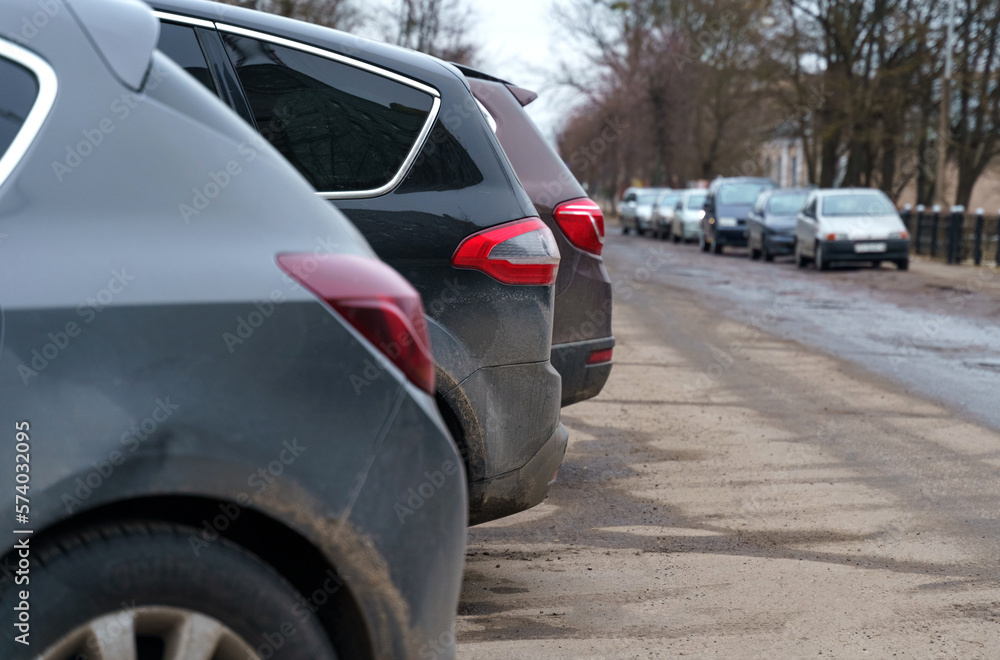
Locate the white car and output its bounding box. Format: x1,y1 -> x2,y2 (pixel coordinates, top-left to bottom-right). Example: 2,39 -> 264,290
670,189 -> 708,243
795,189 -> 910,271
621,187 -> 670,236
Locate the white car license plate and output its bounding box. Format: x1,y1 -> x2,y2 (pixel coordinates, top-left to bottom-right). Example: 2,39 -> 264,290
854,242 -> 887,254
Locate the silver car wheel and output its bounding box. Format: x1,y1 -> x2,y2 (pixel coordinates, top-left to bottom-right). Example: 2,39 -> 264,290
40,606 -> 260,660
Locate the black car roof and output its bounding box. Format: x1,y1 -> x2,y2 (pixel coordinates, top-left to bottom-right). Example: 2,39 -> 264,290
149,0 -> 463,92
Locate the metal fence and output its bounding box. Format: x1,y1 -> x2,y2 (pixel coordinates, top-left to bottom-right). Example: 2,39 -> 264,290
900,206 -> 1000,266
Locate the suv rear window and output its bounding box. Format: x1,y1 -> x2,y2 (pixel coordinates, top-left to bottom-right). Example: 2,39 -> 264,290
718,183 -> 773,205
221,34 -> 435,194
0,57 -> 38,160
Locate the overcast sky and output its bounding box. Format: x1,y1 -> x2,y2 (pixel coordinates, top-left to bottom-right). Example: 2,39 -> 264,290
466,0 -> 569,143
359,0 -> 582,144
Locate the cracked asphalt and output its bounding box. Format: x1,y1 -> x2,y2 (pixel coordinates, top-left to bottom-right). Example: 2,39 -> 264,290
456,227 -> 1000,658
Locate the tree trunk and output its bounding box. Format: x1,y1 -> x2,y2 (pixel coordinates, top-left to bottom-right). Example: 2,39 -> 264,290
819,125 -> 841,188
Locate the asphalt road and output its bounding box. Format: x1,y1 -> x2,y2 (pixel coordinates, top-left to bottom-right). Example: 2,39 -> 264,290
456,228 -> 1000,658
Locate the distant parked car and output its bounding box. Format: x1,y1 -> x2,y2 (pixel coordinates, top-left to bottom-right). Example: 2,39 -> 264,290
153,0 -> 566,525
748,188 -> 811,261
701,177 -> 777,254
795,189 -> 911,271
621,187 -> 668,236
460,68 -> 615,407
651,190 -> 681,239
670,189 -> 708,243
0,1 -> 464,657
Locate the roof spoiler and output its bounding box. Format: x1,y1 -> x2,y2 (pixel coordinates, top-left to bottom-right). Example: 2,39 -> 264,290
452,63 -> 538,107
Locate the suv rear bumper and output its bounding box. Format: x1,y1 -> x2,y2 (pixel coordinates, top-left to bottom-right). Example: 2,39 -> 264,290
439,360 -> 564,524
551,337 -> 615,407
714,226 -> 748,246
468,422 -> 568,525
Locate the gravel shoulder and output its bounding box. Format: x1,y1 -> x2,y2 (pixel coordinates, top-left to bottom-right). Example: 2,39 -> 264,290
457,235 -> 1000,659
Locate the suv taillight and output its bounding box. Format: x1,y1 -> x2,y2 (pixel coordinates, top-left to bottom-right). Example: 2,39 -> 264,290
451,218 -> 560,285
553,198 -> 605,256
277,253 -> 435,395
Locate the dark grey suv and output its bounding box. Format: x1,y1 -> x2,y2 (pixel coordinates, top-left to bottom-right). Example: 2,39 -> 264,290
151,0 -> 566,524
460,68 -> 614,407
0,1 -> 464,657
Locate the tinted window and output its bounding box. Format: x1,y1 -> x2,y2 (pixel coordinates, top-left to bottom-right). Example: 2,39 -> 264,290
822,193 -> 896,216
397,121 -> 482,193
769,193 -> 808,215
222,34 -> 435,193
687,193 -> 706,209
0,58 -> 38,160
718,182 -> 773,206
638,192 -> 659,205
157,22 -> 218,95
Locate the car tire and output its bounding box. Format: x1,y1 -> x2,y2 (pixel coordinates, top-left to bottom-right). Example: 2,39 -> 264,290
815,242 -> 829,271
795,241 -> 809,268
0,521 -> 339,659
896,258 -> 909,271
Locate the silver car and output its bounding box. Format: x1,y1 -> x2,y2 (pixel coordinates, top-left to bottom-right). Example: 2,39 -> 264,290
795,189 -> 911,271
670,189 -> 708,243
621,187 -> 669,236
650,190 -> 681,239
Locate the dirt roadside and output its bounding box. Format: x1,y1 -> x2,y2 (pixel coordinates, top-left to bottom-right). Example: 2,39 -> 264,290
457,244 -> 1000,659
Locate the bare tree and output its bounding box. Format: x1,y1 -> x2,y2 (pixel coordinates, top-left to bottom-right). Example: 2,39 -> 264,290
215,0 -> 363,30
382,0 -> 480,65
951,0 -> 1000,208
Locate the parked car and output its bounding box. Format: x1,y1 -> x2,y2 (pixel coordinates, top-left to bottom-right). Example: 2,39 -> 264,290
459,68 -> 615,407
748,188 -> 812,261
670,189 -> 708,243
795,188 -> 911,271
651,190 -> 681,240
153,0 -> 566,525
620,187 -> 668,236
701,177 -> 777,254
0,1 -> 464,658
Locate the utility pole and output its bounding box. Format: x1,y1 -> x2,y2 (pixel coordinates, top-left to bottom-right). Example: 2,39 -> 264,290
935,0 -> 956,206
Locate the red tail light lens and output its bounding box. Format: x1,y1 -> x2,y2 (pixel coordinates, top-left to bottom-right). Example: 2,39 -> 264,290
554,198 -> 605,256
277,253 -> 435,395
451,218 -> 560,285
587,348 -> 613,365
